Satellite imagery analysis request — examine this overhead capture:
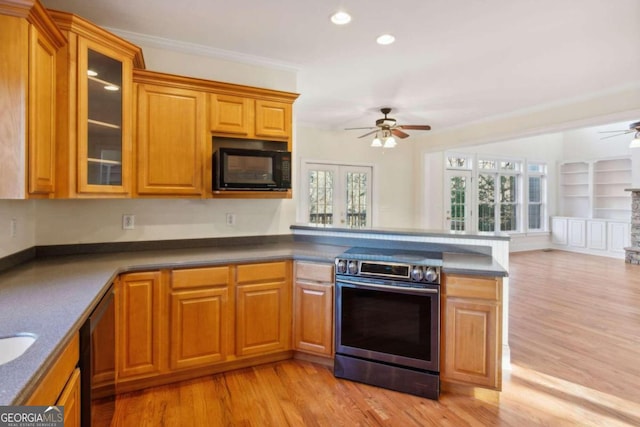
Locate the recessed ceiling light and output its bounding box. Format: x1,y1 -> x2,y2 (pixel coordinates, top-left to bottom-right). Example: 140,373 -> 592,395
376,34 -> 395,45
331,11 -> 352,25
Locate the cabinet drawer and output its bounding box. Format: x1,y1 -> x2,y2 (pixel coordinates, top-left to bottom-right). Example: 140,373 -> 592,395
445,274 -> 501,301
172,266 -> 230,289
237,261 -> 288,284
295,261 -> 333,283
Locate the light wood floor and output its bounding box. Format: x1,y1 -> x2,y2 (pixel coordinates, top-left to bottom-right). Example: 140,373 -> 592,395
112,250 -> 640,426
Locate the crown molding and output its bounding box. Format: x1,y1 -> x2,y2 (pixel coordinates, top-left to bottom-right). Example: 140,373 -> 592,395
105,26 -> 301,73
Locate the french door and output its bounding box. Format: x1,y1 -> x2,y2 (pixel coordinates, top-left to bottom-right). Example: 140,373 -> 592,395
445,170 -> 472,231
301,162 -> 372,228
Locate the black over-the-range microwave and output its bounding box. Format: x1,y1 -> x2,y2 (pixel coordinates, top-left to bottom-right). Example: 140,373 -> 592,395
213,147 -> 292,191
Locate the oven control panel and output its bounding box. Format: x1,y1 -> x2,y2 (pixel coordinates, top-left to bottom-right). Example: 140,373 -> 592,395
335,258 -> 440,284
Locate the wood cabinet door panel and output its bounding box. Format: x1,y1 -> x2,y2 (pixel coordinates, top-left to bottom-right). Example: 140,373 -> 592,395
28,25 -> 57,195
443,298 -> 500,389
255,100 -> 290,139
210,94 -> 252,135
56,368 -> 81,427
236,281 -> 291,356
169,287 -> 229,370
117,271 -> 164,379
293,281 -> 333,356
136,84 -> 206,195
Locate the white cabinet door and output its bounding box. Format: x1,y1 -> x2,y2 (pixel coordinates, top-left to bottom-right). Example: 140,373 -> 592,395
568,219 -> 586,248
586,220 -> 607,250
551,217 -> 568,245
607,222 -> 630,254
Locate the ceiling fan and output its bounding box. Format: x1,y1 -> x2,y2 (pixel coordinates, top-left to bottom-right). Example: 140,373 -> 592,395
345,108 -> 431,147
599,120 -> 640,148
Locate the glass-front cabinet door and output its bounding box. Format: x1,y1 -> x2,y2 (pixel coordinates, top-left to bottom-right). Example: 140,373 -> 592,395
77,38 -> 132,195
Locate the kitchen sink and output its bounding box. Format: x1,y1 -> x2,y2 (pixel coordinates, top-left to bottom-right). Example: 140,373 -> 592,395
0,334 -> 37,365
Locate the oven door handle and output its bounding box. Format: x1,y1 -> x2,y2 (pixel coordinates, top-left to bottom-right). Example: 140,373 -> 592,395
337,279 -> 438,294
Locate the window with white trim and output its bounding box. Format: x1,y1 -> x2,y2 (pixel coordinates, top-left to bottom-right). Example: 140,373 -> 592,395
444,153 -> 547,234
301,161 -> 373,228
526,162 -> 547,231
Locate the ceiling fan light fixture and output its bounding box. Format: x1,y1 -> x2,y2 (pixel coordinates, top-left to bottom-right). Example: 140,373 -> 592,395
383,136 -> 396,148
330,11 -> 351,25
371,136 -> 383,147
376,34 -> 395,45
630,132 -> 640,149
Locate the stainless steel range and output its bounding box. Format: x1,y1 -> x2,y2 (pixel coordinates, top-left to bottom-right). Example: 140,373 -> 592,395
334,247 -> 441,399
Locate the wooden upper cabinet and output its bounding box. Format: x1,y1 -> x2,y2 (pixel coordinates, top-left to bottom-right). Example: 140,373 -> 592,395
134,72 -> 207,196
255,100 -> 290,139
210,92 -> 295,143
210,94 -> 252,135
0,2 -> 65,199
50,10 -> 145,198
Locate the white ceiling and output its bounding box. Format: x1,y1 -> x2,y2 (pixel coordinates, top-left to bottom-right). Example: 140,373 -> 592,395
42,0 -> 640,135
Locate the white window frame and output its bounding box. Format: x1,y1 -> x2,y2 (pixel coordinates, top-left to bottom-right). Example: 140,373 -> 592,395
444,152 -> 547,235
525,161 -> 548,232
299,159 -> 375,228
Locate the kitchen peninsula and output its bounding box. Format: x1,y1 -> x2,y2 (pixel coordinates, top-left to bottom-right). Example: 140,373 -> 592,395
0,226 -> 508,408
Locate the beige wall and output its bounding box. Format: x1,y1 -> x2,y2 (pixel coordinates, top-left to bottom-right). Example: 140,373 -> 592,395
0,201 -> 36,258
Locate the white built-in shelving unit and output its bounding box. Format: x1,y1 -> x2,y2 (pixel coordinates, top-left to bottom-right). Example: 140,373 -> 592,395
593,157 -> 632,221
554,156 -> 632,259
559,161 -> 590,217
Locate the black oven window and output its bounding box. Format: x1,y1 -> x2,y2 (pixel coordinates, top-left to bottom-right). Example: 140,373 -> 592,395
340,287 -> 432,361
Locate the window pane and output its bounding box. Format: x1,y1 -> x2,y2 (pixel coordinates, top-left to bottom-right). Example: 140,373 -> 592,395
447,156 -> 470,169
308,170 -> 334,225
500,204 -> 517,231
528,163 -> 545,173
500,175 -> 517,203
478,174 -> 495,203
449,176 -> 467,231
500,161 -> 521,171
528,204 -> 542,229
529,176 -> 541,203
346,172 -> 367,228
478,160 -> 496,170
478,204 -> 495,231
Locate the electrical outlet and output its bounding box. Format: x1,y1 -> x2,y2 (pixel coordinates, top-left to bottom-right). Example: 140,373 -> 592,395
10,218 -> 17,238
226,213 -> 236,226
122,214 -> 135,230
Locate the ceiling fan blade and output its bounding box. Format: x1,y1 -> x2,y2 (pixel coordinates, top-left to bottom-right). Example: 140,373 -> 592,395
598,130 -> 632,133
345,126 -> 377,130
600,132 -> 632,140
358,130 -> 379,138
391,129 -> 410,139
397,125 -> 431,130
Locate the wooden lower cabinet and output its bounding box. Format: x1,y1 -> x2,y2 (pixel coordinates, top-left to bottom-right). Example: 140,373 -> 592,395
169,266 -> 232,370
236,261 -> 292,356
441,273 -> 503,391
293,261 -> 334,357
27,333 -> 80,424
116,271 -> 165,381
57,368 -> 81,427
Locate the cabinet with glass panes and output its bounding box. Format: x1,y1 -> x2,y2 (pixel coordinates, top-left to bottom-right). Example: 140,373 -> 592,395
49,10 -> 145,197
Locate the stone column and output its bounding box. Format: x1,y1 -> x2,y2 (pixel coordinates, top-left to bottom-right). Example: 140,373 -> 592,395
626,189 -> 640,264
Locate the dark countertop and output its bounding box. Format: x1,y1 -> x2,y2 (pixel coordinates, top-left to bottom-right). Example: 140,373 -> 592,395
291,224 -> 511,241
0,241 -> 506,405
